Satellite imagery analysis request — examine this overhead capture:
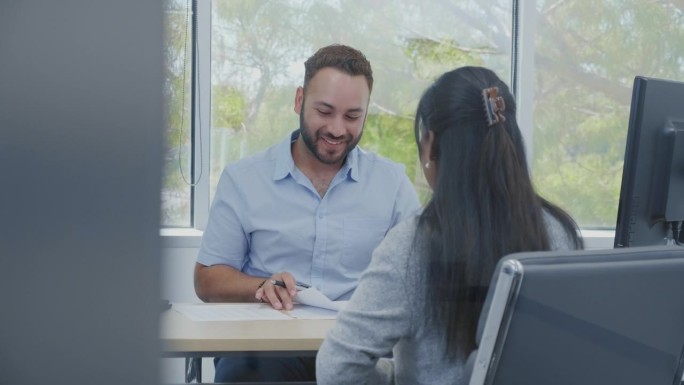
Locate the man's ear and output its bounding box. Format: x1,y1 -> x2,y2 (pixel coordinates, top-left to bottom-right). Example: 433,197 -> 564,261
294,86 -> 304,114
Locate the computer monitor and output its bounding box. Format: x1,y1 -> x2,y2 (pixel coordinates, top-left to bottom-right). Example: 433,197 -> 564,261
614,76 -> 684,247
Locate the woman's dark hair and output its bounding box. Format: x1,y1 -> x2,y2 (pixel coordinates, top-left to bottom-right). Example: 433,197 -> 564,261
413,66 -> 583,358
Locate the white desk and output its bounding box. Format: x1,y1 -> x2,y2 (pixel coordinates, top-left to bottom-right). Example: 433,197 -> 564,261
160,303 -> 336,383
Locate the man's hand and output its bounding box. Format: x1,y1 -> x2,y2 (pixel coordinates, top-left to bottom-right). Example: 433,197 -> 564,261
255,272 -> 299,310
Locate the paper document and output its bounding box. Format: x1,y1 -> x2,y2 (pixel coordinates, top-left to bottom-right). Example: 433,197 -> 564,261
172,298 -> 348,321
288,305 -> 341,319
173,304 -> 292,321
294,287 -> 348,311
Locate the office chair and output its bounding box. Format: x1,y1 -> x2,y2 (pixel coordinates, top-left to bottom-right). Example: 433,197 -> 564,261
469,246 -> 684,385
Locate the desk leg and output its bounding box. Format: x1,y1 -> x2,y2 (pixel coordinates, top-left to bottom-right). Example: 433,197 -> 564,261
184,357 -> 202,383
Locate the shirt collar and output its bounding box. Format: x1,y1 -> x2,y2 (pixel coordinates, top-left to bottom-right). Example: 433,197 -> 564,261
272,129 -> 360,182
272,130 -> 299,181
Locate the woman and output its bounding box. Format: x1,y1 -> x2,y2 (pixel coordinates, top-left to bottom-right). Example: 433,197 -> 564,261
315,66 -> 583,384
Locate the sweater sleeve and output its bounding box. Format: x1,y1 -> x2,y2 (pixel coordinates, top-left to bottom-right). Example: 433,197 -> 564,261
316,219 -> 417,385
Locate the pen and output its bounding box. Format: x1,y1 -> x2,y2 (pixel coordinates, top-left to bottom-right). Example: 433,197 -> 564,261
271,279 -> 311,290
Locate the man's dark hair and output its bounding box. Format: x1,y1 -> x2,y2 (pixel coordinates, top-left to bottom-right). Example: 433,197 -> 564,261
303,44 -> 373,92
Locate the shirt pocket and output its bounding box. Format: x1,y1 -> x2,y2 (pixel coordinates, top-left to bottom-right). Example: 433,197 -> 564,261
342,217 -> 389,272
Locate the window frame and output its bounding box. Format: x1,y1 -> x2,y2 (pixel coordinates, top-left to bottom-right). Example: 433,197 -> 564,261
191,0 -> 212,231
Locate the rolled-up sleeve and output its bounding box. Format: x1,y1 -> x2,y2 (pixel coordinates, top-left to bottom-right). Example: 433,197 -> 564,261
197,168 -> 249,268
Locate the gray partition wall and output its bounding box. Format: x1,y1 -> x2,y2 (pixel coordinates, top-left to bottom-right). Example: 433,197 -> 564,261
0,2 -> 164,384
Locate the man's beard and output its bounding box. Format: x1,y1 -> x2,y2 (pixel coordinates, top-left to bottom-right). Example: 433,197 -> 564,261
299,111 -> 362,166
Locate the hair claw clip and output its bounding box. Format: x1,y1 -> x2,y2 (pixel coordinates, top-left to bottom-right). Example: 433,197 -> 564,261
482,87 -> 506,127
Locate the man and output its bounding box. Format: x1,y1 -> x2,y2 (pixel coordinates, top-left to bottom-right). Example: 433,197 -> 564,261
194,44 -> 421,382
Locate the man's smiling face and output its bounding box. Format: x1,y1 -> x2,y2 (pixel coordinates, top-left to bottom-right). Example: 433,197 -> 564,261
295,67 -> 370,166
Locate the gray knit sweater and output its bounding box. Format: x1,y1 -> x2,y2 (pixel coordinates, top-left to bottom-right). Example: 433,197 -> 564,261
316,212 -> 577,385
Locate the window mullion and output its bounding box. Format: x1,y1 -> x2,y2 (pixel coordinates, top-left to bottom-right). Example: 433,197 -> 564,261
192,0 -> 212,231
515,0 -> 537,172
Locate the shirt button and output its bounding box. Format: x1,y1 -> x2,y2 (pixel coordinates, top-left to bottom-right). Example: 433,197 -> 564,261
318,214 -> 323,219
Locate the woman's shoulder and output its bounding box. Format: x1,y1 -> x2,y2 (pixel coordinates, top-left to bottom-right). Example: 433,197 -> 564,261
541,209 -> 578,250
382,215 -> 421,249
371,215 -> 422,267
388,214 -> 421,237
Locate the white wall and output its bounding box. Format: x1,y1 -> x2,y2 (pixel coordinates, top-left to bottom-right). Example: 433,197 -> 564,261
162,246 -> 203,303
160,236 -> 217,383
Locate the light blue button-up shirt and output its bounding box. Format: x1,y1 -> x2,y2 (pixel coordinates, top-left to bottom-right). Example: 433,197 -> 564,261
198,130 -> 421,300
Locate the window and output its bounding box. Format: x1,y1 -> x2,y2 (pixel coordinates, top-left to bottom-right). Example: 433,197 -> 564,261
160,0 -> 684,233
162,0 -> 194,227
207,0 -> 513,213
529,1 -> 684,229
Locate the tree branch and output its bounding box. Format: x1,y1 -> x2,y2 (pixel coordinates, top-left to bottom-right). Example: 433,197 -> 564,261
535,54 -> 632,105
669,0 -> 684,13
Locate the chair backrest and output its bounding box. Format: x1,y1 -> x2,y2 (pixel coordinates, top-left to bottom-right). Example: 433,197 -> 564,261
469,246 -> 684,385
